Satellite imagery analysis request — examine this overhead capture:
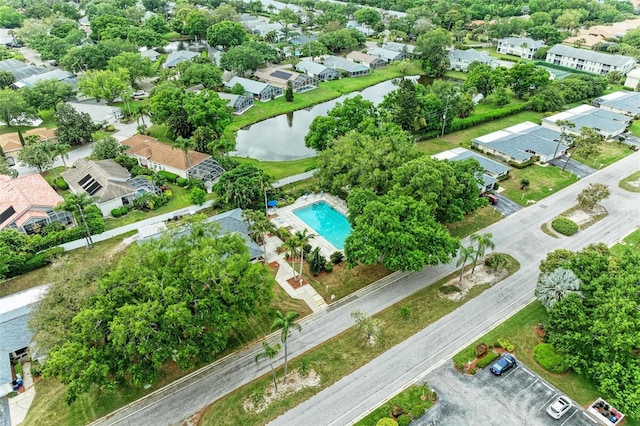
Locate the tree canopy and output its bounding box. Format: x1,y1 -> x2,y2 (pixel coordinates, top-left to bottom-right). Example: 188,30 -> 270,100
54,103 -> 96,146
41,218 -> 274,403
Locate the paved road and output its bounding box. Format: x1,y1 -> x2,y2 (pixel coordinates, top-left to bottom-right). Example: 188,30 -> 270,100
91,151 -> 640,426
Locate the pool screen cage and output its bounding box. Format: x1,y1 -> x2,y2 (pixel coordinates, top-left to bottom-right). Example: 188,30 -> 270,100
187,158 -> 226,182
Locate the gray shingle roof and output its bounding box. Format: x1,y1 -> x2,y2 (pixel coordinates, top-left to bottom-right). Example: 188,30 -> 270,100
61,158 -> 136,203
543,105 -> 632,135
594,91 -> 640,116
383,42 -> 415,54
547,44 -> 636,68
225,76 -> 272,95
163,50 -> 200,68
366,47 -> 403,61
13,69 -> 74,88
323,55 -> 369,73
448,149 -> 509,177
296,60 -> 332,75
499,37 -> 546,49
448,49 -> 495,63
473,122 -> 567,161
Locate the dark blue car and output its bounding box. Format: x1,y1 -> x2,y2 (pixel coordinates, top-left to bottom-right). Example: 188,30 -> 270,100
490,354 -> 516,375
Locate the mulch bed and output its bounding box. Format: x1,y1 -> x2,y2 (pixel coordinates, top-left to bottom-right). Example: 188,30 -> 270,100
268,261 -> 280,272
287,276 -> 307,289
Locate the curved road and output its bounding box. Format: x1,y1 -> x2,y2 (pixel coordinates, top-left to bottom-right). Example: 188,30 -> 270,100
92,152 -> 640,426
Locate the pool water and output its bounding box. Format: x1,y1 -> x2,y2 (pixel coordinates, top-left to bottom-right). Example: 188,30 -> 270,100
293,201 -> 352,250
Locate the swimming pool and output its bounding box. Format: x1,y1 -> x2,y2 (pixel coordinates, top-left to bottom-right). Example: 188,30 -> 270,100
293,201 -> 352,250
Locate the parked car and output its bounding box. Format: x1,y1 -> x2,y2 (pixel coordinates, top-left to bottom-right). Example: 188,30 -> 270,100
547,396 -> 572,419
487,194 -> 498,205
489,354 -> 516,375
133,90 -> 148,99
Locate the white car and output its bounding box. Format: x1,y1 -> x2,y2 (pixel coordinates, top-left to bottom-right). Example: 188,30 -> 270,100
133,90 -> 148,99
547,396 -> 572,419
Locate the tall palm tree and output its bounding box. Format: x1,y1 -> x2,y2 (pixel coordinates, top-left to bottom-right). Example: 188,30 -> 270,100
172,136 -> 197,172
294,229 -> 315,282
243,209 -> 275,261
456,245 -> 476,284
535,268 -> 583,311
271,311 -> 301,384
50,142 -> 71,171
470,232 -> 495,274
255,341 -> 281,392
56,192 -> 95,249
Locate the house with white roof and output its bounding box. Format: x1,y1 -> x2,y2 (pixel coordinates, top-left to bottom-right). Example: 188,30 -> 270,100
346,21 -> 374,36
541,104 -> 632,138
472,122 -> 567,166
433,147 -> 510,192
66,101 -> 122,125
346,51 -> 386,69
624,68 -> 640,89
224,76 -> 283,101
497,37 -> 546,59
140,48 -> 160,62
383,42 -> 416,57
295,60 -> 340,81
322,55 -> 370,77
545,44 -> 637,75
448,49 -> 497,72
366,47 -> 405,63
162,50 -> 201,68
592,91 -> 640,117
12,69 -> 75,89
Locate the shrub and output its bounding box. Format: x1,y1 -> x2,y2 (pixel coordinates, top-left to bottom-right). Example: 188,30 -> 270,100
533,343 -> 570,373
376,419 -> 398,426
163,189 -> 172,199
111,208 -> 122,217
176,177 -> 188,186
190,187 -> 206,205
485,253 -> 508,271
551,217 -> 579,236
439,285 -> 461,294
330,251 -> 344,264
453,346 -> 477,370
30,363 -> 42,377
476,343 -> 488,357
156,170 -> 178,183
55,177 -> 68,190
469,367 -> 477,375
13,363 -> 22,376
132,165 -> 153,176
410,404 -> 425,418
476,350 -> 499,368
397,415 -> 411,426
495,338 -> 515,352
324,262 -> 333,273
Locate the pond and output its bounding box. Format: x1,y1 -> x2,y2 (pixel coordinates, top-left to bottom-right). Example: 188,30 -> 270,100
231,76 -> 420,161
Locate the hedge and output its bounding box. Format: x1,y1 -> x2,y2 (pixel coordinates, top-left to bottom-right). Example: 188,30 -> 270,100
551,217 -> 579,236
156,170 -> 179,183
176,177 -> 188,186
7,247 -> 64,277
476,350 -> 499,369
533,61 -> 594,76
533,343 -> 570,374
494,338 -> 514,352
55,177 -> 68,190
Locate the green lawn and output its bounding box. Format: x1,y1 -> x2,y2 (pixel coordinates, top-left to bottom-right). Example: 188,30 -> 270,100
356,385 -> 434,426
619,170 -> 640,193
233,157 -> 317,181
454,302 -> 603,408
447,206 -> 504,238
629,120 -> 640,138
444,70 -> 468,81
500,165 -> 579,206
146,124 -> 173,143
571,141 -> 633,168
415,111 -> 543,154
610,227 -> 640,257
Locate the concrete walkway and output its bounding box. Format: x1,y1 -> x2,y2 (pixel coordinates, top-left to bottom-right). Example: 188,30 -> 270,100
8,362 -> 34,426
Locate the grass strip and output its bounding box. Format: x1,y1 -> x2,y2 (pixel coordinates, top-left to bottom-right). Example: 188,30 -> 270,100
199,255 -> 519,425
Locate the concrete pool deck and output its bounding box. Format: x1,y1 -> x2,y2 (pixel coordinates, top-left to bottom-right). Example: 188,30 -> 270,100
265,194 -> 349,313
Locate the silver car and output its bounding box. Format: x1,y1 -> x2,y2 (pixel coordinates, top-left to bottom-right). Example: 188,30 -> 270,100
547,396 -> 572,419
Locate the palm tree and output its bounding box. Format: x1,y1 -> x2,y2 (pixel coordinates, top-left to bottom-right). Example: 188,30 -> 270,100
470,232 -> 495,274
56,192 -> 95,249
243,209 -> 275,261
535,268 -> 583,311
294,229 -> 315,282
172,136 -> 197,172
271,311 -> 301,384
456,245 -> 476,284
50,142 -> 71,172
255,341 -> 281,392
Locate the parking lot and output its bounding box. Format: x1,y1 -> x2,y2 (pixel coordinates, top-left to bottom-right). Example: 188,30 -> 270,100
415,361 -> 599,426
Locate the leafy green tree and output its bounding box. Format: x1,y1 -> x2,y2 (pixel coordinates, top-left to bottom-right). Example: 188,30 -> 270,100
535,267 -> 583,311
255,341 -> 281,392
54,103 -> 96,146
0,89 -> 37,146
285,81 -> 294,102
470,233 -> 494,274
573,127 -> 604,160
271,310 -> 301,384
214,163 -> 266,209
506,63 -> 550,99
50,142 -> 71,170
43,218 -> 274,403
17,136 -> 54,173
219,45 -> 264,75
456,245 -> 476,283
91,136 -> 121,160
345,190 -> 459,272
0,71 -> 14,89
0,156 -> 18,178
179,62 -> 222,89
22,80 -> 75,111
190,187 -> 206,205
464,64 -> 504,99
210,4 -> 240,24
354,8 -> 381,27
243,209 -> 275,260
318,28 -> 362,53
107,52 -> 155,86
184,9 -> 211,40
577,183 -> 610,211
415,28 -> 451,78
0,6 -> 23,28
351,309 -> 383,346
379,78 -> 423,132
183,90 -> 234,139
149,82 -> 192,138
78,69 -> 130,103
206,20 -> 247,50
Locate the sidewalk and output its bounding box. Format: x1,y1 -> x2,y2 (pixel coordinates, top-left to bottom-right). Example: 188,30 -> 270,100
8,362 -> 35,426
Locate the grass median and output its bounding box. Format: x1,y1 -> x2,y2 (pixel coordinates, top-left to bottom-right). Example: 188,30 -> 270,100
199,255 -> 520,425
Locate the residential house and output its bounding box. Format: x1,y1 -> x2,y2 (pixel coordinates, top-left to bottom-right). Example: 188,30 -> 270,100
0,59 -> 47,81
66,101 -> 122,125
433,147 -> 510,192
472,122 -> 567,166
140,48 -> 161,62
295,60 -> 340,81
136,208 -> 263,261
0,174 -> 72,234
252,23 -> 284,39
224,76 -> 283,101
448,49 -> 497,72
541,104 -> 631,138
162,50 -> 201,69
383,42 -> 416,58
62,158 -> 161,216
346,20 -> 374,37
346,51 -> 386,69
366,47 -> 405,63
254,67 -> 318,92
121,134 -> 226,185
624,68 -> 640,89
592,91 -> 640,117
0,128 -> 56,159
217,92 -> 254,114
545,44 -> 637,75
322,55 -> 370,77
208,46 -> 223,65
289,34 -> 318,46
496,37 -> 546,59
12,69 -> 75,89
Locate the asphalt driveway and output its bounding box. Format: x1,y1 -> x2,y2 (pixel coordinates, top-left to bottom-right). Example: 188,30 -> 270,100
414,362 -> 598,426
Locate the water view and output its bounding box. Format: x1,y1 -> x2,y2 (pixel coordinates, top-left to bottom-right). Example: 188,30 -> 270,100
231,77 -> 420,161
